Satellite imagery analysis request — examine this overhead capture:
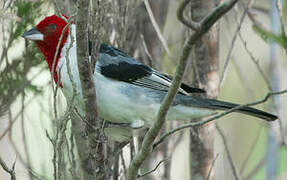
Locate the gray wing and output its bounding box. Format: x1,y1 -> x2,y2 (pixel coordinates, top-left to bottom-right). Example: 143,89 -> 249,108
97,44 -> 205,95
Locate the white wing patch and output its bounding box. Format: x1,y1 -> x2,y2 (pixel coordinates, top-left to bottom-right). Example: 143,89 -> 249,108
132,72 -> 189,95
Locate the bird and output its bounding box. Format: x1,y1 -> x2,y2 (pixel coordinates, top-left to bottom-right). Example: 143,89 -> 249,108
22,14 -> 277,141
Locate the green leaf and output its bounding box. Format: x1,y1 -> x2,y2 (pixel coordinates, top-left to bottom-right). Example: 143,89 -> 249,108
253,25 -> 287,49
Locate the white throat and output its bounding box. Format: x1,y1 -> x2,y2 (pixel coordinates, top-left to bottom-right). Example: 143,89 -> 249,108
57,25 -> 84,107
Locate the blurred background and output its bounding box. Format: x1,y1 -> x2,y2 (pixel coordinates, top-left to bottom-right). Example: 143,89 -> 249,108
0,0 -> 287,179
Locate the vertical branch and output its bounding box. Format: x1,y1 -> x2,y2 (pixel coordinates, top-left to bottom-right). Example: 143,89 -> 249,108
76,0 -> 105,179
0,156 -> 16,180
215,125 -> 239,180
190,0 -> 219,179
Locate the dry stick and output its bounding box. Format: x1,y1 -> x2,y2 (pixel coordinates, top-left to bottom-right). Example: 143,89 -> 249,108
219,0 -> 253,90
45,131 -> 58,180
64,134 -> 74,177
69,133 -> 77,180
140,34 -> 153,66
113,147 -> 120,180
51,16 -> 72,120
0,156 -> 16,180
234,4 -> 272,90
216,125 -> 240,180
46,18 -> 77,178
137,159 -> 169,178
206,153 -> 219,180
275,0 -> 286,38
177,0 -> 200,31
120,151 -> 127,176
153,89 -> 287,148
238,32 -> 272,90
126,1 -> 239,179
242,2 -> 286,145
143,0 -> 174,58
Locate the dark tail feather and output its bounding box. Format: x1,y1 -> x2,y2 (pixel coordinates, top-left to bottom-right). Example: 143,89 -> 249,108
182,96 -> 278,121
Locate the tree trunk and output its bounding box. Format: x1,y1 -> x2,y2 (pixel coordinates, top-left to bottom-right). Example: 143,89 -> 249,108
189,0 -> 219,179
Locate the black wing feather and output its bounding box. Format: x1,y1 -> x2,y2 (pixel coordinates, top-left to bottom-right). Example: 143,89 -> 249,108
98,44 -> 206,94
100,62 -> 152,81
159,73 -> 206,93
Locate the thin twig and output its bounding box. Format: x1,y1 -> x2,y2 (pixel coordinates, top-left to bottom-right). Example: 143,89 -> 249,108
51,15 -> 74,120
137,159 -> 169,178
238,32 -> 272,90
206,153 -> 219,180
177,0 -> 200,31
153,89 -> 287,148
120,151 -> 127,176
219,0 -> 253,90
216,125 -> 239,180
275,0 -> 286,38
242,0 -> 286,145
69,133 -> 77,179
0,156 -> 16,180
144,0 -> 174,58
46,131 -> 58,180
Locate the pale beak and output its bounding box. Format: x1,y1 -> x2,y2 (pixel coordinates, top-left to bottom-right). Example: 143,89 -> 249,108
22,27 -> 44,41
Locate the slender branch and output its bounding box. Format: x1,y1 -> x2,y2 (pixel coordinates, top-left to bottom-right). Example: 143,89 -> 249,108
144,0 -> 173,58
242,0 -> 286,145
206,153 -> 219,180
137,159 -> 169,178
238,32 -> 272,90
120,151 -> 127,176
126,1 -> 239,179
0,156 -> 16,180
51,16 -> 71,120
275,0 -> 286,38
216,125 -> 239,180
153,89 -> 287,148
177,0 -> 200,31
219,0 -> 253,90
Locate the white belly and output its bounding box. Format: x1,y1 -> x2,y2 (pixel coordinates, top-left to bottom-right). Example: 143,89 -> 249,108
95,71 -> 160,125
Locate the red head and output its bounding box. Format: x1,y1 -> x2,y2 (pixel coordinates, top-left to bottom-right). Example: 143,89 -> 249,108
22,14 -> 71,86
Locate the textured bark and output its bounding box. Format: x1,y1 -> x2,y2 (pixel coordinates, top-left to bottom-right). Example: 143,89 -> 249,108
75,0 -> 106,179
189,0 -> 219,179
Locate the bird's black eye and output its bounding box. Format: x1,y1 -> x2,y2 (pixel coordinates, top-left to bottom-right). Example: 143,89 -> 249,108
48,23 -> 57,30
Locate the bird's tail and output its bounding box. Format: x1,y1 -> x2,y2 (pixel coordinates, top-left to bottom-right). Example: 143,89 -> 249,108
180,96 -> 277,121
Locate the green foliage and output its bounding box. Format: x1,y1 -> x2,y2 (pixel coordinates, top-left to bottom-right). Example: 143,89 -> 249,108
10,0 -> 43,42
0,0 -> 45,116
253,25 -> 287,49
